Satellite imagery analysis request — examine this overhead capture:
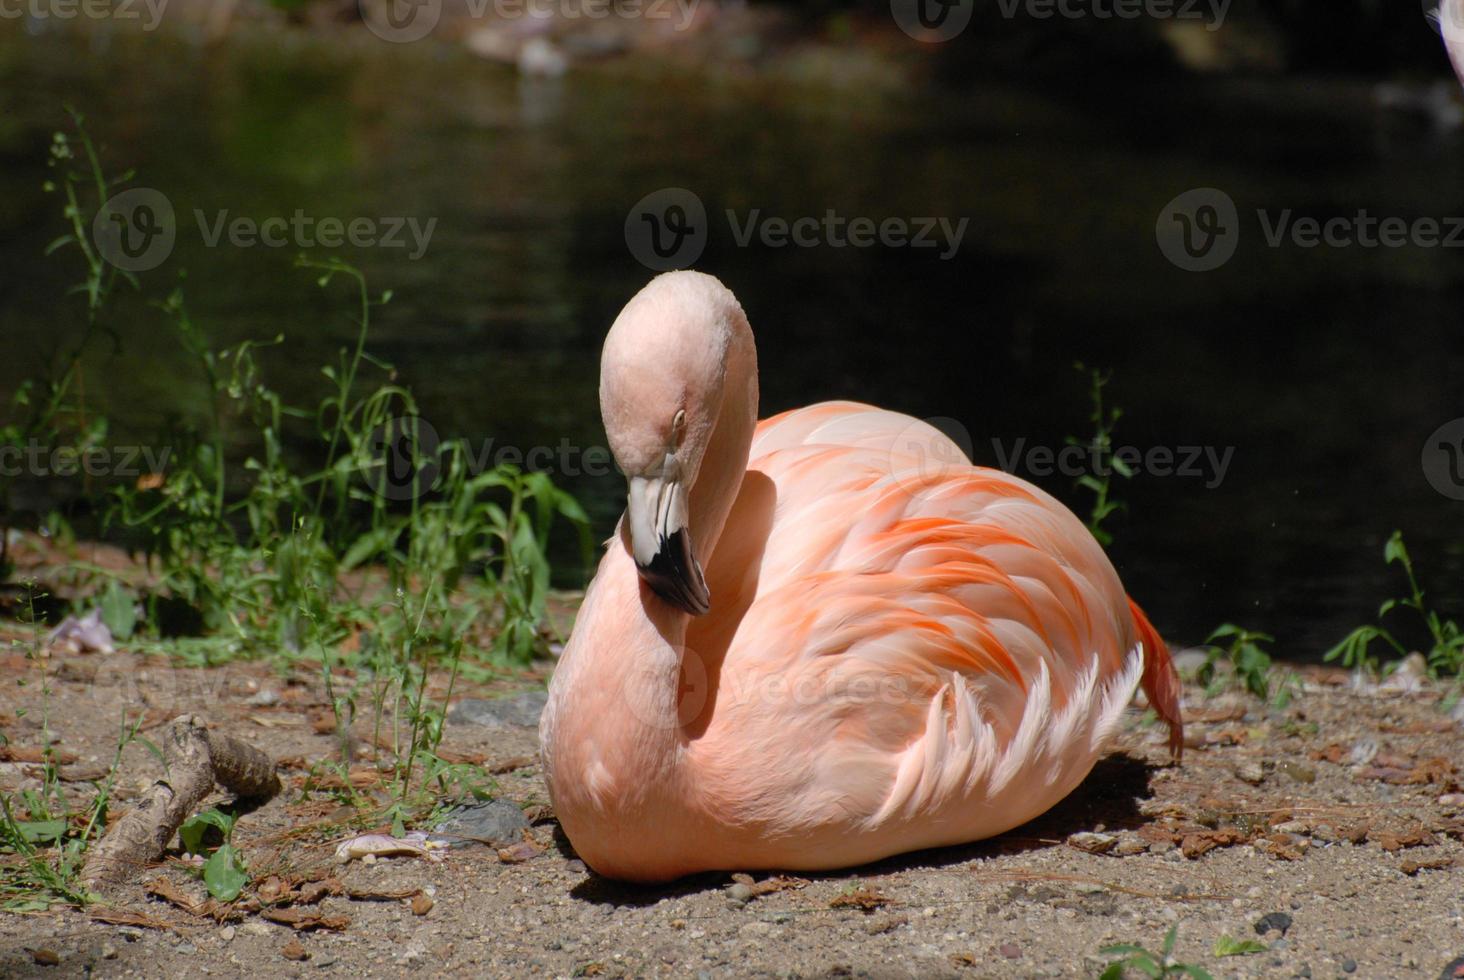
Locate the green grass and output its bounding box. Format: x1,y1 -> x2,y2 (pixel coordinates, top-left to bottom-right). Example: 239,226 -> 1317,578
1325,530 -> 1464,681
0,114 -> 590,908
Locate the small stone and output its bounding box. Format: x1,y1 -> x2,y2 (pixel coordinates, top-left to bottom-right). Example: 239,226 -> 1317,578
313,955 -> 337,968
31,948 -> 59,966
101,945 -> 118,960
244,689 -> 279,707
282,940 -> 309,962
1149,840 -> 1175,855
1272,939 -> 1289,951
219,926 -> 236,943
1254,912 -> 1293,937
670,919 -> 686,930
410,893 -> 434,916
1276,761 -> 1315,784
998,943 -> 1022,959
1439,793 -> 1464,807
432,799 -> 530,846
1114,838 -> 1147,856
1341,958 -> 1357,973
727,883 -> 753,904
1296,965 -> 1312,978
1235,760 -> 1265,784
1273,821 -> 1309,835
1067,831 -> 1117,854
565,859 -> 587,874
1074,882 -> 1105,895
241,922 -> 274,938
447,691 -> 548,729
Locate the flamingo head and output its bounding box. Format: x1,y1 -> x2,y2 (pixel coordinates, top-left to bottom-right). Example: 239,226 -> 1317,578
599,271 -> 746,616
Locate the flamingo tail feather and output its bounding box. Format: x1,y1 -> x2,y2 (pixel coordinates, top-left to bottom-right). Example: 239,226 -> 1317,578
1128,597 -> 1184,761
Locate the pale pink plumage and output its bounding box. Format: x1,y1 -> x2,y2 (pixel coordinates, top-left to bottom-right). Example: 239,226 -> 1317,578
540,271 -> 1182,882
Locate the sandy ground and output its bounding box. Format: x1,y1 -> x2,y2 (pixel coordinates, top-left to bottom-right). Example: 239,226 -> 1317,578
1,647 -> 1462,980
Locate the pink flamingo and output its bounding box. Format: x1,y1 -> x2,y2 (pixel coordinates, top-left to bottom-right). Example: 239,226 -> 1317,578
540,271 -> 1183,882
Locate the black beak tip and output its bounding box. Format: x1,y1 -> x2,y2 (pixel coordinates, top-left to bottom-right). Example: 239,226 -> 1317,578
637,529 -> 710,616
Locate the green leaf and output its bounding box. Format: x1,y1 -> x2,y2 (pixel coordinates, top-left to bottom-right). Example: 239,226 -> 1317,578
1099,964 -> 1126,980
1160,925 -> 1178,956
179,808 -> 234,856
201,843 -> 247,902
15,819 -> 67,844
1383,530 -> 1406,566
98,581 -> 138,642
1212,935 -> 1267,957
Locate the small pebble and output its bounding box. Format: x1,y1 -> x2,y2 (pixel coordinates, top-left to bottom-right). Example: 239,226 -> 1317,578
1235,760 -> 1265,784
31,948 -> 59,966
1341,958 -> 1357,973
727,883 -> 753,904
1254,911 -> 1293,937
219,926 -> 236,943
998,943 -> 1021,959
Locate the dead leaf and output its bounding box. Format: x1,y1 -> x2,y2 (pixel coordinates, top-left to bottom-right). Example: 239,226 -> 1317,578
410,893 -> 434,916
1400,857 -> 1455,875
485,755 -> 535,774
497,840 -> 543,864
1180,828 -> 1246,859
830,887 -> 891,913
1372,827 -> 1438,852
261,908 -> 350,932
281,938 -> 310,961
1066,832 -> 1118,855
298,879 -> 343,904
256,876 -> 295,905
308,713 -> 336,735
748,875 -> 809,897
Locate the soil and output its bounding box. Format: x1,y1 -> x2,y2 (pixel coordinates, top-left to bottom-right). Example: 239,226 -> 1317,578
1,643 -> 1462,980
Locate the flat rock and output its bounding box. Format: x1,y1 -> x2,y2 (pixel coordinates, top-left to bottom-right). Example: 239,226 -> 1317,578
431,799 -> 530,846
448,691 -> 547,729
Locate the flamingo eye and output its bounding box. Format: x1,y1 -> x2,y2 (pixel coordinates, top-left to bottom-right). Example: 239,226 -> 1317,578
671,409 -> 687,445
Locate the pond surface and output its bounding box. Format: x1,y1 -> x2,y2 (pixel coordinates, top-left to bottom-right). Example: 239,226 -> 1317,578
2,26 -> 1461,658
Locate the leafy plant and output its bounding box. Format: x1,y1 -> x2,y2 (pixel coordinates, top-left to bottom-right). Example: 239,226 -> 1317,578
1211,935 -> 1267,957
0,586 -> 155,909
1,109 -> 130,580
1099,926 -> 1214,979
1198,624 -> 1298,706
1324,531 -> 1464,678
1068,363 -> 1132,547
178,808 -> 248,902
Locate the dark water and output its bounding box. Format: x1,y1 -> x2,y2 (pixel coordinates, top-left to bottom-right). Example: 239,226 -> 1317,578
1,27 -> 1461,659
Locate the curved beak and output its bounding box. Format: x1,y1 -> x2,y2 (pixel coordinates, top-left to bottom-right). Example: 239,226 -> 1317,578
627,459 -> 710,616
